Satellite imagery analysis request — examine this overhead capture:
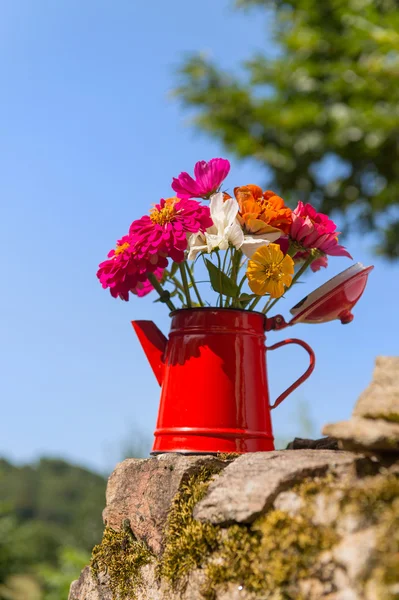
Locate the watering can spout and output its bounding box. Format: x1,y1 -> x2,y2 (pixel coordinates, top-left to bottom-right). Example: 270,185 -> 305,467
131,320 -> 167,386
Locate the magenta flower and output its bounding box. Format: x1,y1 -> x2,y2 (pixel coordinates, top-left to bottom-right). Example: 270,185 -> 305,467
132,267 -> 164,297
171,158 -> 230,199
295,250 -> 329,272
97,235 -> 166,301
290,202 -> 352,259
129,196 -> 212,263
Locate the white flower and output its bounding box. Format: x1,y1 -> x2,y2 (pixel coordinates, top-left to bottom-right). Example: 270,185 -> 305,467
240,230 -> 282,258
187,192 -> 283,260
188,192 -> 244,259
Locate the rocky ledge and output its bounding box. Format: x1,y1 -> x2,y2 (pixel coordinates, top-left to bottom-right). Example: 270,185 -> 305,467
69,357 -> 399,600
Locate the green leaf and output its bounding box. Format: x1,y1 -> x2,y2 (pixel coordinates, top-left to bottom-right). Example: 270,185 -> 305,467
170,262 -> 179,277
238,293 -> 258,308
205,259 -> 240,297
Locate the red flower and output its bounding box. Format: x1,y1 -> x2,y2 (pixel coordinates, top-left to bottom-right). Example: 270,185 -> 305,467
172,158 -> 230,199
290,202 -> 352,259
129,197 -> 212,263
97,235 -> 166,301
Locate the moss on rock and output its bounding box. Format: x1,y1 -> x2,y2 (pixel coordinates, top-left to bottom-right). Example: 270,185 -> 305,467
89,463 -> 399,600
201,478 -> 338,600
158,465 -> 220,586
216,452 -> 241,461
90,521 -> 154,599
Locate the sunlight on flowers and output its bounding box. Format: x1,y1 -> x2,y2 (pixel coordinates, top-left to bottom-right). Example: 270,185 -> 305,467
234,185 -> 292,236
246,243 -> 295,298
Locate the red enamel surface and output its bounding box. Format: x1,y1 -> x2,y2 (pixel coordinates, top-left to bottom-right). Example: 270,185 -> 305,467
132,308 -> 315,454
290,266 -> 374,325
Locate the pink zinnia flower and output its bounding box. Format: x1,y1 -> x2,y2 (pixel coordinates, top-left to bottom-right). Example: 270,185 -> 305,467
129,197 -> 212,263
171,158 -> 230,199
290,202 -> 352,259
132,267 -> 164,297
295,250 -> 329,272
97,235 -> 166,301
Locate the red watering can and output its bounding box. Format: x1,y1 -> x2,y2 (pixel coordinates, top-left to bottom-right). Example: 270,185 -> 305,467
132,263 -> 373,454
132,308 -> 315,454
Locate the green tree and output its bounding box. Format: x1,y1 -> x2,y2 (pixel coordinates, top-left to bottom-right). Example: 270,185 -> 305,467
0,507 -> 20,588
176,0 -> 399,257
37,547 -> 89,600
0,458 -> 106,559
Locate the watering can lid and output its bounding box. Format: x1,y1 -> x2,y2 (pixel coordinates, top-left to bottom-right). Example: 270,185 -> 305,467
289,262 -> 374,325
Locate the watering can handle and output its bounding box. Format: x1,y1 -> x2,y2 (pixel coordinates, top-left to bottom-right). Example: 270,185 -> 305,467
266,338 -> 316,410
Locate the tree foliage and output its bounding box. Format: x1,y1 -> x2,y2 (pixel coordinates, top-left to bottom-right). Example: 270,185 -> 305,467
176,0 -> 399,257
0,458 -> 106,599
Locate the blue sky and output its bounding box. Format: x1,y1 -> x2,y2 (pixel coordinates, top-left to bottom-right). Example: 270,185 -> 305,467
1,0 -> 397,473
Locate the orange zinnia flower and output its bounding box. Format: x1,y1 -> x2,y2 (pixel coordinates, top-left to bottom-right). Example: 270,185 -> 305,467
233,185 -> 292,236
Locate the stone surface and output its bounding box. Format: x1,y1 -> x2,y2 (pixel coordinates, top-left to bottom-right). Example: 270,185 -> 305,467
194,449 -> 355,525
353,356 -> 399,421
103,453 -> 226,554
69,450 -> 398,600
323,417 -> 399,452
273,490 -> 304,516
286,436 -> 339,450
333,529 -> 376,582
69,567 -> 112,600
323,355 -> 399,453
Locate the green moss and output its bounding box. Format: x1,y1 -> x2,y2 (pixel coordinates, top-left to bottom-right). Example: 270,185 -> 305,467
363,412 -> 399,423
216,452 -> 241,461
158,465 -> 221,586
338,473 -> 399,524
202,478 -> 338,600
90,522 -> 154,600
374,503 -> 399,594
89,467 -> 399,600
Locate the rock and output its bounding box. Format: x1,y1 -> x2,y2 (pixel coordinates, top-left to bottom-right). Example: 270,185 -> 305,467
103,453 -> 226,554
297,578 -> 328,599
333,529 -> 376,582
69,449 -> 399,600
353,356 -> 399,422
286,437 -> 339,450
69,567 -> 112,600
273,490 -> 304,516
194,450 -> 355,525
323,417 -> 399,453
312,491 -> 341,527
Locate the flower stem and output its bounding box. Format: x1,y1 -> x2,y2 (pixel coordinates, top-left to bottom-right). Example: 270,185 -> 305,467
184,262 -> 204,307
170,276 -> 185,293
230,249 -> 242,308
261,254 -> 315,315
261,296 -> 274,314
147,273 -> 176,312
216,251 -> 223,307
179,263 -> 192,308
248,295 -> 262,311
237,273 -> 247,294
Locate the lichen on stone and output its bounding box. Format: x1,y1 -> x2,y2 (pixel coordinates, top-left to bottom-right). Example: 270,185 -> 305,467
90,521 -> 154,599
87,462 -> 399,600
202,478 -> 338,600
216,452 -> 241,461
158,465 -> 221,586
341,474 -> 399,599
338,472 -> 399,524
363,412 -> 399,423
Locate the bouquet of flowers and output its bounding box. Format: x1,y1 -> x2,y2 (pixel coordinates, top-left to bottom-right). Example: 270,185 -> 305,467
97,158 -> 351,314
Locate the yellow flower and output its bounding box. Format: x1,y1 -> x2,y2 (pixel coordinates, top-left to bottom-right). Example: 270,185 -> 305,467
246,244 -> 294,298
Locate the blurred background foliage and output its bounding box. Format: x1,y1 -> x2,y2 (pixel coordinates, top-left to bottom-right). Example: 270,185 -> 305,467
176,0 -> 399,257
0,459 -> 104,600
0,433 -> 153,599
